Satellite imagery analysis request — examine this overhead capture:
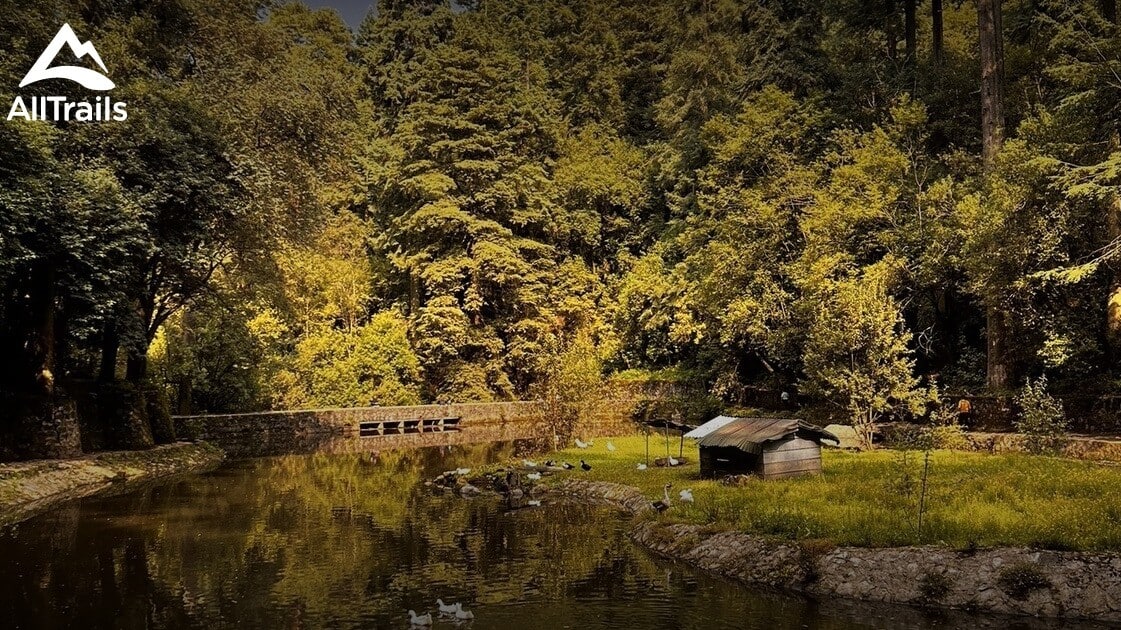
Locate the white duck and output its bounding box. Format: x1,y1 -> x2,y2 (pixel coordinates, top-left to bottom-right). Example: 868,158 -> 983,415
454,603 -> 475,620
436,599 -> 458,615
526,472 -> 542,481
679,488 -> 694,503
636,462 -> 648,471
574,438 -> 589,449
606,441 -> 616,452
408,610 -> 433,626
652,483 -> 673,512
668,456 -> 680,467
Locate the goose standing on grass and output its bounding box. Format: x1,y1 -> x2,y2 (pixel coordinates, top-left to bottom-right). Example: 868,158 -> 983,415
652,483 -> 673,512
668,456 -> 679,467
606,441 -> 616,452
562,462 -> 575,470
408,610 -> 433,626
454,603 -> 475,620
679,488 -> 694,503
636,462 -> 648,471
580,460 -> 592,472
436,600 -> 458,615
575,438 -> 589,449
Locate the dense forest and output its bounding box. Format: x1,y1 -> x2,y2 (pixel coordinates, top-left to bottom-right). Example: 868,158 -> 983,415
2,0 -> 1121,459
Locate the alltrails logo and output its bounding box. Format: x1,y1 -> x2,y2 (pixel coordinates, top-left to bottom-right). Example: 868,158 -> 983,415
7,23 -> 128,122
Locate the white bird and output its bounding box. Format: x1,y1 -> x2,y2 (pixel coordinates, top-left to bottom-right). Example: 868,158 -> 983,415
526,472 -> 541,481
408,610 -> 433,626
437,599 -> 458,615
606,441 -> 616,452
668,456 -> 680,467
652,483 -> 673,512
575,439 -> 589,449
454,603 -> 475,620
527,499 -> 542,507
636,463 -> 648,471
522,459 -> 538,468
679,488 -> 694,503
455,467 -> 471,476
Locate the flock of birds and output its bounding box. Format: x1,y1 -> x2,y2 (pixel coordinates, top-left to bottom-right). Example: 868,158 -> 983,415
569,438 -> 695,511
416,437 -> 696,625
407,600 -> 474,626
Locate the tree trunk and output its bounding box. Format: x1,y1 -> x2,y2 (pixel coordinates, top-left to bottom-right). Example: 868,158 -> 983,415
933,0 -> 944,62
98,319 -> 119,383
978,0 -> 1012,391
18,262 -> 82,459
1107,134 -> 1121,364
985,305 -> 1013,390
905,0 -> 918,62
978,0 -> 1005,171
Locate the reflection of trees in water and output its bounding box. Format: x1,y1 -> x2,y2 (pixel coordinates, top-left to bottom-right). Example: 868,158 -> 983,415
0,444 -> 680,628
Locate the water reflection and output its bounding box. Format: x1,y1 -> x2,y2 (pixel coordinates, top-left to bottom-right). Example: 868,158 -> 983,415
0,443 -> 1106,629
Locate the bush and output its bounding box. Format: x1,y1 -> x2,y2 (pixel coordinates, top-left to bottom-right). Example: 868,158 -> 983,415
1014,377 -> 1067,455
919,571 -> 953,601
997,562 -> 1051,600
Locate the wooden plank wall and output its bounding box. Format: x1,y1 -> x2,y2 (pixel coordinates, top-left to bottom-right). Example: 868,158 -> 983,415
761,437 -> 821,480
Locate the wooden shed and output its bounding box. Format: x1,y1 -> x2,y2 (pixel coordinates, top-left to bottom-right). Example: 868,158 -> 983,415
696,418 -> 839,480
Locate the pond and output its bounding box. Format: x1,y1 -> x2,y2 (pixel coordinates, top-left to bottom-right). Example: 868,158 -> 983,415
0,441 -> 1100,629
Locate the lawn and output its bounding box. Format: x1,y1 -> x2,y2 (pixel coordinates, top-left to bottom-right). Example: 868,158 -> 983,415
546,435 -> 1121,551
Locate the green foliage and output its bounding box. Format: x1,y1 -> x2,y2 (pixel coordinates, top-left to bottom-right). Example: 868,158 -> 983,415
919,571 -> 954,602
1014,377 -> 1069,455
277,311 -> 422,409
997,563 -> 1052,600
801,278 -> 925,448
534,327 -> 606,446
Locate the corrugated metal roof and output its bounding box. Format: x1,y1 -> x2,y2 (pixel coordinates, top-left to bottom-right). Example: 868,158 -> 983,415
697,418 -> 839,455
683,415 -> 738,439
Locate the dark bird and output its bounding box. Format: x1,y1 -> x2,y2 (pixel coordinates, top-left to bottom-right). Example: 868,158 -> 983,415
580,460 -> 592,472
652,483 -> 673,512
562,462 -> 575,470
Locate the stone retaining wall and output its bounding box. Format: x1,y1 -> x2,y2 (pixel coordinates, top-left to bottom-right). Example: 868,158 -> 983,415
175,401 -> 637,457
0,442 -> 225,527
558,479 -> 1121,623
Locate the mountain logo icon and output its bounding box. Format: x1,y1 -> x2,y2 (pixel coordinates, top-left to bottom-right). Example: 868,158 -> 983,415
19,23 -> 115,91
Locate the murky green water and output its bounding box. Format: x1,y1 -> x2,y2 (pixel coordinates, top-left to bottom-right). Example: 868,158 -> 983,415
0,442 -> 1100,629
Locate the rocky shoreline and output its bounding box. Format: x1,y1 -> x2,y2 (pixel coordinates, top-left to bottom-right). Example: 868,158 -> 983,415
553,479 -> 1121,624
0,442 -> 225,527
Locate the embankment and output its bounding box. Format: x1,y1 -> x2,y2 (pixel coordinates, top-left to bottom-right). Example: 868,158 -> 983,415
0,442 -> 224,527
554,479 -> 1121,624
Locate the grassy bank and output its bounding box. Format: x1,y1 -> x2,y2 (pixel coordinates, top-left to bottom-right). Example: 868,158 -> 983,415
547,435 -> 1121,551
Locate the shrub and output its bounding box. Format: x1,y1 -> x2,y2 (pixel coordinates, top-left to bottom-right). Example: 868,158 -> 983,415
928,406 -> 970,451
1014,377 -> 1067,455
997,562 -> 1051,600
919,571 -> 953,601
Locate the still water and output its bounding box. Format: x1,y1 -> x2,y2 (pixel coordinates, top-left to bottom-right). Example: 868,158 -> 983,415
0,442 -> 1100,629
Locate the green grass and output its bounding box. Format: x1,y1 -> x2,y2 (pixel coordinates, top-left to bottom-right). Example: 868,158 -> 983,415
545,435 -> 1121,551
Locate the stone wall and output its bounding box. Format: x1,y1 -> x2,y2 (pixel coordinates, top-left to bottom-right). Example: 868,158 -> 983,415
557,479 -> 1121,624
0,442 -> 224,527
175,400 -> 638,457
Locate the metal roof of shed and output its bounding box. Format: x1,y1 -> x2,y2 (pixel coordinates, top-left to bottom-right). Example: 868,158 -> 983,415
683,415 -> 739,439
697,418 -> 839,455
